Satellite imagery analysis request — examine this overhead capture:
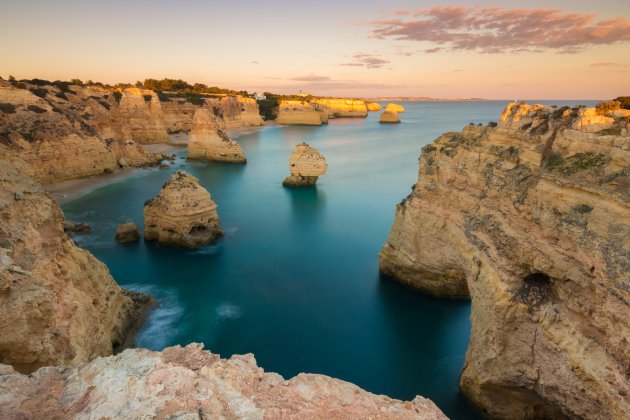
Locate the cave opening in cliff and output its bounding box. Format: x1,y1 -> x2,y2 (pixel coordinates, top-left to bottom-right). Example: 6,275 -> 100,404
515,272 -> 553,310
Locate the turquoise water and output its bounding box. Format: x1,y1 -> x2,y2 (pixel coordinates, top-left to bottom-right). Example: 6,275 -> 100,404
63,101 -> 594,419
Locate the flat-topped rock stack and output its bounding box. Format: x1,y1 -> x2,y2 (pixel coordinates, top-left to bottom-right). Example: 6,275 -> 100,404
380,111 -> 401,123
187,109 -> 246,163
283,143 -> 328,187
144,171 -> 223,248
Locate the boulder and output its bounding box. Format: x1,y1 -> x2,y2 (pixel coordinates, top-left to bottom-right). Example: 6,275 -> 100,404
114,222 -> 140,243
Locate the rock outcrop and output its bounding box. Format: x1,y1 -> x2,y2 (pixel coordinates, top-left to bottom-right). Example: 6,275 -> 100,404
118,88 -> 169,143
385,103 -> 405,113
311,98 -> 368,118
380,102 -> 630,419
367,102 -> 382,111
161,99 -> 199,133
283,143 -> 327,187
276,100 -> 322,126
380,111 -> 401,124
208,95 -> 264,130
0,159 -> 150,373
0,80 -> 161,184
188,109 -> 247,163
115,222 -> 140,243
144,171 -> 222,248
0,343 -> 446,419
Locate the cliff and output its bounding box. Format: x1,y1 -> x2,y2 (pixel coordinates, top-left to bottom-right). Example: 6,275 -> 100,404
144,171 -> 223,248
0,343 -> 446,419
161,99 -> 199,133
188,109 -> 247,163
276,100 -> 323,126
213,95 -> 264,130
0,159 -> 150,373
283,143 -> 327,187
0,80 -> 161,184
380,111 -> 401,124
380,102 -> 630,418
118,88 -> 169,143
311,98 -> 368,118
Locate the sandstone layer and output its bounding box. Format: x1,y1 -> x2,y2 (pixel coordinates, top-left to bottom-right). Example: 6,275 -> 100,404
188,109 -> 247,163
380,111 -> 401,124
283,143 -> 327,187
311,98 -> 368,118
380,102 -> 630,419
276,100 -> 322,126
0,159 -> 149,373
385,103 -> 405,113
144,171 -> 222,248
0,343 -> 446,419
161,99 -> 199,133
118,88 -> 169,143
367,102 -> 382,111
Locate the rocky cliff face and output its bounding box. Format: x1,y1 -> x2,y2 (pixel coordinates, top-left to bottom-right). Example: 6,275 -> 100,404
0,343 -> 446,419
118,88 -> 169,143
380,102 -> 630,419
283,143 -> 327,187
311,98 -> 368,118
0,81 -> 161,184
188,109 -> 247,163
144,171 -> 223,248
210,95 -> 264,130
161,99 -> 199,133
0,159 -> 149,373
276,100 -> 323,126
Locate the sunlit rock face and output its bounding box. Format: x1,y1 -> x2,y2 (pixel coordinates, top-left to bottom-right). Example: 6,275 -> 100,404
187,109 -> 247,163
380,102 -> 630,419
144,170 -> 223,249
0,159 -> 147,373
162,100 -> 199,133
276,100 -> 322,126
385,103 -> 405,113
0,81 -> 160,184
380,111 -> 401,124
311,98 -> 368,118
118,88 -> 169,144
367,102 -> 382,111
283,143 -> 328,187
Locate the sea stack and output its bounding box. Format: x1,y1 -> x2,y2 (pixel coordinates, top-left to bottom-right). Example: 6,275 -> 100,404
144,171 -> 222,249
367,102 -> 382,111
385,103 -> 405,113
115,222 -> 141,243
283,143 -> 327,187
379,111 -> 400,124
188,109 -> 247,163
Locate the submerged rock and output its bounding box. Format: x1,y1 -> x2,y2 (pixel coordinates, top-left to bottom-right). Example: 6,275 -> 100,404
283,143 -> 327,187
114,222 -> 140,243
380,111 -> 401,124
62,220 -> 91,235
379,102 -> 630,419
187,109 -> 247,163
144,171 -> 222,248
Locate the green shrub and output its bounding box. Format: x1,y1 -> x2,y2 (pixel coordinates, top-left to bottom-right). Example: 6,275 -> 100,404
15,82 -> 26,89
488,121 -> 497,127
27,105 -> 47,113
573,204 -> 593,214
595,100 -> 620,115
113,91 -> 122,103
29,88 -> 48,98
0,103 -> 17,114
55,92 -> 68,100
257,97 -> 278,120
52,80 -> 74,93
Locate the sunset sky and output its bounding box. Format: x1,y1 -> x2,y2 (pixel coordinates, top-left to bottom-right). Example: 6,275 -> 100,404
1,0 -> 629,99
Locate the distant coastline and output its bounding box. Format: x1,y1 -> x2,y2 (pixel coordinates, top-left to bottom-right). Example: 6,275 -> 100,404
366,97 -> 487,102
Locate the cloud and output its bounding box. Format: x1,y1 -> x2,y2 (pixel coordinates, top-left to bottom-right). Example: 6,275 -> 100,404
251,61 -> 259,64
589,62 -> 622,67
370,6 -> 630,53
289,74 -> 331,82
340,52 -> 390,69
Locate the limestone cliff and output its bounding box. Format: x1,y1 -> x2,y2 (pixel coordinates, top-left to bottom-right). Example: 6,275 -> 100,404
161,99 -> 199,133
0,343 -> 446,419
380,102 -> 630,418
367,102 -> 382,111
205,95 -> 264,130
276,100 -> 322,126
118,88 -> 169,143
283,143 -> 327,187
188,109 -> 247,163
311,98 -> 368,118
0,80 -> 160,184
144,171 -> 222,248
385,103 -> 405,113
380,111 -> 401,124
0,159 -> 149,373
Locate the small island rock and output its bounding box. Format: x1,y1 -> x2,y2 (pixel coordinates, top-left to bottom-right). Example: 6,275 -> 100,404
115,222 -> 141,243
283,143 -> 327,187
379,111 -> 401,124
367,102 -> 382,111
385,103 -> 405,113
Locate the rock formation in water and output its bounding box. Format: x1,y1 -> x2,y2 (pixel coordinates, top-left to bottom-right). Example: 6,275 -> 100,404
0,159 -> 151,373
0,80 -> 162,183
144,171 -> 222,248
385,103 -> 405,113
311,98 -> 368,118
283,143 -> 327,187
380,102 -> 630,419
118,88 -> 169,144
115,222 -> 141,243
380,111 -> 401,124
0,343 -> 446,419
188,109 -> 247,163
276,100 -> 323,126
367,102 -> 382,111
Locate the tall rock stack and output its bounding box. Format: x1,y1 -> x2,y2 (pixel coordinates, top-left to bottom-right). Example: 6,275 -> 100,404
283,143 -> 328,187
144,171 -> 223,249
187,109 -> 247,163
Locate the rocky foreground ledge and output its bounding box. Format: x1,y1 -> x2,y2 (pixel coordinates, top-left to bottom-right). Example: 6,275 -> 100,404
0,344 -> 446,419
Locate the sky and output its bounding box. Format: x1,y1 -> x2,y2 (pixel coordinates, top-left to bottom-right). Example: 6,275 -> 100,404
1,0 -> 629,99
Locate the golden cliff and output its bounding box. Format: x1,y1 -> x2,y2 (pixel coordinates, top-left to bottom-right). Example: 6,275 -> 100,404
283,143 -> 327,187
0,159 -> 150,373
385,103 -> 405,113
188,109 -> 247,163
144,171 -> 223,249
118,88 -> 169,143
0,343 -> 446,419
276,100 -> 323,126
311,98 -> 368,118
161,99 -> 199,133
367,102 -> 382,111
380,102 -> 630,419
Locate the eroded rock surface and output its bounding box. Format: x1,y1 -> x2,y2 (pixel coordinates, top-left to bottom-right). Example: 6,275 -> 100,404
144,171 -> 222,248
115,222 -> 140,243
311,98 -> 368,118
380,111 -> 401,124
380,102 -> 630,418
277,100 -> 323,126
118,88 -> 169,143
283,143 -> 327,187
0,343 -> 446,419
188,109 -> 247,163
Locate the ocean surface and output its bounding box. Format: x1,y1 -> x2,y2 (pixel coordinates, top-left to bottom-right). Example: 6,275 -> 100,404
63,100 -> 595,419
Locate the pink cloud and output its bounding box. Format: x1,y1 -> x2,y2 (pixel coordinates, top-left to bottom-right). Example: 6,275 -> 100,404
589,62 -> 622,67
370,7 -> 630,53
340,52 -> 390,69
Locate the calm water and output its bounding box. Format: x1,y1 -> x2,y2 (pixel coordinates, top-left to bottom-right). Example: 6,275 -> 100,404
63,100 -> 594,419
